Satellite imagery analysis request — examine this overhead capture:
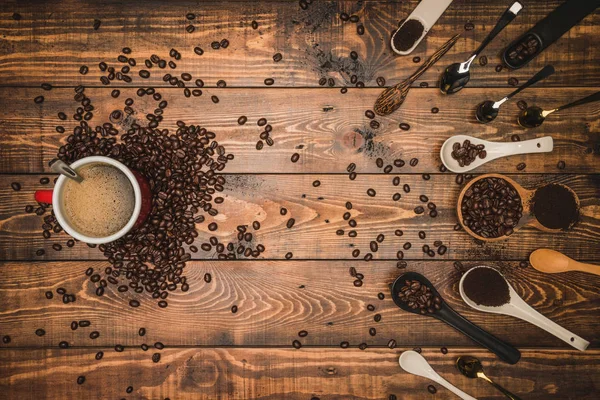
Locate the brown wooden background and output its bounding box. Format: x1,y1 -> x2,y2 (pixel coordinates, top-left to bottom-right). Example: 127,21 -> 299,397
0,0 -> 599,399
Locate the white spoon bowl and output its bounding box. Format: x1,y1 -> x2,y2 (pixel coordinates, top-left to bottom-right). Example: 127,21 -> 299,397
399,351 -> 478,400
440,134 -> 553,173
459,266 -> 589,351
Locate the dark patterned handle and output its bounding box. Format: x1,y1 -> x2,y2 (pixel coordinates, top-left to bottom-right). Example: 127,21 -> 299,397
409,33 -> 460,84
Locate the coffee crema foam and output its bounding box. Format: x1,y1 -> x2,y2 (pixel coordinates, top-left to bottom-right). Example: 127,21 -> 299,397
63,163 -> 135,238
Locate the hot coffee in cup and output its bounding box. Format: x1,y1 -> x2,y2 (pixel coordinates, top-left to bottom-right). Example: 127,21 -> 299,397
62,163 -> 135,238
35,156 -> 152,244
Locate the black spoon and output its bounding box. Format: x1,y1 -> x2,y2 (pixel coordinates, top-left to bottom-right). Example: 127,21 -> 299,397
518,91 -> 600,128
390,272 -> 521,364
440,1 -> 523,95
475,65 -> 555,123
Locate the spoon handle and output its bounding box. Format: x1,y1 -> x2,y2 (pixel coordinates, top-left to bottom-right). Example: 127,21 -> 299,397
482,375 -> 522,400
571,260 -> 600,276
504,65 -> 554,100
408,34 -> 460,84
471,2 -> 523,57
502,136 -> 553,156
509,301 -> 589,351
432,373 -> 478,400
437,306 -> 521,364
553,91 -> 600,113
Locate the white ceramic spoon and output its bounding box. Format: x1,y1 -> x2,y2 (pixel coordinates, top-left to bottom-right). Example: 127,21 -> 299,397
459,266 -> 590,351
399,351 -> 478,400
440,134 -> 553,173
391,0 -> 454,55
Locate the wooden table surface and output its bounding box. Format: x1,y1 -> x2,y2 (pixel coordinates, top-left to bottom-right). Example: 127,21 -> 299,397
1,0 -> 599,399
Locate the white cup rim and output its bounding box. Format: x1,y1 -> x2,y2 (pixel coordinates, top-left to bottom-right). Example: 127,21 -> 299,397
52,156 -> 142,244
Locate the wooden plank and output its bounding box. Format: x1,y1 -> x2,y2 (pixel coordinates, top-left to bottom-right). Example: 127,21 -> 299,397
0,260 -> 599,347
2,174 -> 599,261
1,347 -> 599,399
0,1 -> 598,88
0,87 -> 598,174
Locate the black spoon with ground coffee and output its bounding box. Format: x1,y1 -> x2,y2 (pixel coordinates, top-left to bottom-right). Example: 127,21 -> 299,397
391,272 -> 521,364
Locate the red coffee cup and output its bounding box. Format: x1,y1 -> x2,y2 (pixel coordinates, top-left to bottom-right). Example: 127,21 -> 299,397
34,156 -> 152,244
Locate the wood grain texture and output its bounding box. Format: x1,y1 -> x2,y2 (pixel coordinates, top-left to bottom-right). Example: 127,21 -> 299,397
0,260 -> 599,347
2,174 -> 599,261
0,1 -> 598,88
0,87 -> 598,174
1,347 -> 599,400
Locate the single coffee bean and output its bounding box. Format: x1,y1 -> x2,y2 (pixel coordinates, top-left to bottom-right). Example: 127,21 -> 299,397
95,351 -> 104,360
292,340 -> 302,349
427,385 -> 437,394
152,353 -> 161,363
516,162 -> 526,171
59,341 -> 69,348
286,218 -> 295,228
77,376 -> 86,385
35,328 -> 46,337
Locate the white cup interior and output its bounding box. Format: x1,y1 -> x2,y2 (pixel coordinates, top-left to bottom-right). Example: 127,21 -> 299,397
52,156 -> 142,244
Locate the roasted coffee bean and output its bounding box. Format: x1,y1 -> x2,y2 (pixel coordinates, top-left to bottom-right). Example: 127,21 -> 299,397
204,273 -> 212,283
251,20 -> 259,29
427,385 -> 437,394
399,123 -> 410,131
71,321 -> 78,331
264,78 -> 275,86
79,320 -> 91,327
557,160 -> 566,170
403,184 -> 410,193
292,340 -> 302,349
35,328 -> 46,337
350,15 -> 359,23
508,77 -> 519,86
59,341 -> 69,348
77,376 -> 86,385
358,342 -> 367,350
479,55 -> 488,66
367,188 -> 376,197
374,314 -> 381,322
286,218 -> 295,228
365,110 -> 375,119
495,64 -> 503,73
186,24 -> 195,33
34,96 -> 45,104
403,242 -> 412,250
409,158 -> 418,167
516,162 -> 526,171
280,207 -> 288,215
152,353 -> 161,362
340,341 -> 350,348
90,331 -> 100,339
95,351 -> 104,360
511,134 -> 521,142
369,328 -> 376,336
370,120 -> 380,129
517,100 -> 528,111
376,77 -> 386,87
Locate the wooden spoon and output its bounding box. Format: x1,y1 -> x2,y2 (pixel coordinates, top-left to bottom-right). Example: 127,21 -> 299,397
530,249 -> 600,276
374,33 -> 460,116
456,173 -> 579,242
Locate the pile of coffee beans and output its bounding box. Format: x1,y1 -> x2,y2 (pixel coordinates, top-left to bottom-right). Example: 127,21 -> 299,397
461,177 -> 523,238
451,140 -> 486,167
396,279 -> 441,314
505,34 -> 541,66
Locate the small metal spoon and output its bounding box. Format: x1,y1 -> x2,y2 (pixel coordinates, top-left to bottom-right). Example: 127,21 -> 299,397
456,356 -> 522,400
475,65 -> 554,123
518,90 -> 600,128
49,158 -> 84,183
440,2 -> 523,94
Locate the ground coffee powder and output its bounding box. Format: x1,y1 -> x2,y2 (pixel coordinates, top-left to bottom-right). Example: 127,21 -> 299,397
463,267 -> 510,307
392,19 -> 424,52
531,184 -> 579,230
